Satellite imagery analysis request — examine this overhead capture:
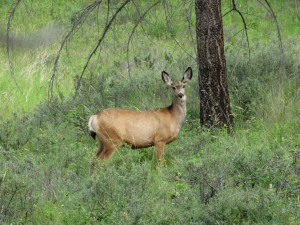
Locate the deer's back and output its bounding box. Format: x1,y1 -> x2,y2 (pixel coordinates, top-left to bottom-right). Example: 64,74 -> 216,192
95,108 -> 179,147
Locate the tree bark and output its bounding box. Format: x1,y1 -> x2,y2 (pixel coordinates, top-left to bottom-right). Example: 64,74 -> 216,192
195,0 -> 234,133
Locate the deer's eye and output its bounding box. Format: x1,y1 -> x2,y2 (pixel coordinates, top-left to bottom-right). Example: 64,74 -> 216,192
172,87 -> 176,90
183,85 -> 186,88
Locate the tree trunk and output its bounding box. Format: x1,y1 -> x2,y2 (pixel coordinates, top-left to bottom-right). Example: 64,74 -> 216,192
195,0 -> 234,133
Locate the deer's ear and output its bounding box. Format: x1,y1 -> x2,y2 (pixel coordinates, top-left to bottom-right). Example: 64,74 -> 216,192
182,67 -> 192,82
162,71 -> 173,86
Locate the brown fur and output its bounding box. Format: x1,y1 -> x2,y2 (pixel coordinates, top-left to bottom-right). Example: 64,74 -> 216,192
88,67 -> 192,162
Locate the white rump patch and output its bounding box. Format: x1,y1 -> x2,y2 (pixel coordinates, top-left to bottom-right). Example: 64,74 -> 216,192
88,115 -> 96,132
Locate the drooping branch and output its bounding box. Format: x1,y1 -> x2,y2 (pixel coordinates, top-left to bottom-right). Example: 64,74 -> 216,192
223,0 -> 285,71
223,0 -> 251,59
73,0 -> 131,98
105,0 -> 110,27
129,2 -> 155,46
258,0 -> 285,71
183,0 -> 197,56
126,1 -> 160,79
6,0 -> 22,89
48,0 -> 102,101
164,1 -> 195,60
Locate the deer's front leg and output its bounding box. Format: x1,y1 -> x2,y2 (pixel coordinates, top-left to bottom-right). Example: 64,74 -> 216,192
155,142 -> 166,161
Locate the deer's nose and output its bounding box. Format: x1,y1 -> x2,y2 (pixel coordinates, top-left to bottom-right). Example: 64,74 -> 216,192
178,93 -> 184,98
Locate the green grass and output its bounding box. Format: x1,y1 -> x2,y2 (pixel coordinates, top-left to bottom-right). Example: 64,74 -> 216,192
0,0 -> 300,224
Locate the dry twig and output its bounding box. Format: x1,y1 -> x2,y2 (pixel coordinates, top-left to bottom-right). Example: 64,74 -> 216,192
126,1 -> 160,79
49,0 -> 103,101
73,0 -> 131,98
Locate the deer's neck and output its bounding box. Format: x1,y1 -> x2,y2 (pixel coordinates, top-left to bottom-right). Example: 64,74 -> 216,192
170,97 -> 187,125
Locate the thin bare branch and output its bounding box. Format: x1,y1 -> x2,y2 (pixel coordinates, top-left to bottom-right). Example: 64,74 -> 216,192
229,0 -> 251,60
183,0 -> 197,56
74,0 -> 131,98
259,0 -> 285,71
163,1 -> 195,60
49,0 -> 102,102
126,1 -> 160,79
130,1 -> 158,49
172,37 -> 196,60
106,0 -> 110,26
222,8 -> 233,17
6,0 -> 22,89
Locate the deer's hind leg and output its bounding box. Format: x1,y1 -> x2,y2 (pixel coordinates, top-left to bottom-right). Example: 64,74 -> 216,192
95,142 -> 105,158
98,137 -> 121,160
90,139 -> 121,174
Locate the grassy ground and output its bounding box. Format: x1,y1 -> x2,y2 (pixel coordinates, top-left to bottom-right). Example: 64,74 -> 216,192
0,0 -> 299,224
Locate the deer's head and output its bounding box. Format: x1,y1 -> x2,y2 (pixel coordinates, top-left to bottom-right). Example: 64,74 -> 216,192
162,67 -> 192,101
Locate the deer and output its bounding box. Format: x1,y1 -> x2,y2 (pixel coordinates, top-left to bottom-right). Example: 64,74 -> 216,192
88,67 -> 192,162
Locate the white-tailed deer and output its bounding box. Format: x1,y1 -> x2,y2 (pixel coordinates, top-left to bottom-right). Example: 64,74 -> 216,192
88,67 -> 192,161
